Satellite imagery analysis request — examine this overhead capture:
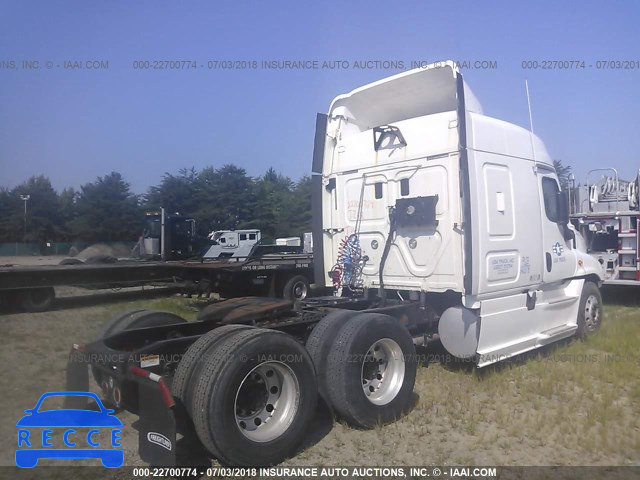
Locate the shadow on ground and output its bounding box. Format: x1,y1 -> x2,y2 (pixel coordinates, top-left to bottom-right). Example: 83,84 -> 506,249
602,284 -> 640,307
0,287 -> 180,315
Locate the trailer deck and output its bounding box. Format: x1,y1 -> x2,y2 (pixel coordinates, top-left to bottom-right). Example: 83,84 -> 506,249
0,252 -> 315,312
0,261 -> 180,290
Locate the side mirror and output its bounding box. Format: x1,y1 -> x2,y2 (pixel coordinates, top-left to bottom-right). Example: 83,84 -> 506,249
556,190 -> 575,246
556,190 -> 570,224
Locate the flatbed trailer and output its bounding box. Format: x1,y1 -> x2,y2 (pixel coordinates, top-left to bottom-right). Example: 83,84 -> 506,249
180,253 -> 313,299
0,253 -> 314,312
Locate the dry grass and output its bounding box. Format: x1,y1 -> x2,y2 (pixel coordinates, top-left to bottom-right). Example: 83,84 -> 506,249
1,289 -> 638,469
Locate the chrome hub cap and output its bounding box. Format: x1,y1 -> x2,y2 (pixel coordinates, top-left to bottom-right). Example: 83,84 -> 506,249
361,338 -> 405,405
584,294 -> 601,332
292,281 -> 308,300
234,361 -> 299,442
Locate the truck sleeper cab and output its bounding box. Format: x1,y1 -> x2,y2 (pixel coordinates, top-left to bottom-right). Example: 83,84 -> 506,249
313,61 -> 603,365
66,62 -> 603,468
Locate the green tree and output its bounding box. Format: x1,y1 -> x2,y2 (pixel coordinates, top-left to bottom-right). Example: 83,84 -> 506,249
0,176 -> 63,243
144,167 -> 200,216
195,164 -> 255,233
0,187 -> 16,243
58,187 -> 78,241
252,168 -> 295,239
553,159 -> 573,190
70,172 -> 142,242
0,165 -> 313,246
288,175 -> 312,235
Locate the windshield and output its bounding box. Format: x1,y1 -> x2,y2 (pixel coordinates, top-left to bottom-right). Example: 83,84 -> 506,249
145,218 -> 161,238
173,219 -> 193,237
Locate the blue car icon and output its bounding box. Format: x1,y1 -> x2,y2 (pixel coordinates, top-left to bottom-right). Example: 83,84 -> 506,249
16,391 -> 124,468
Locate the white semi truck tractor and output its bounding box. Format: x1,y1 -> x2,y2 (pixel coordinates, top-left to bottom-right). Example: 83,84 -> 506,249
312,60 -> 604,366
66,61 -> 603,467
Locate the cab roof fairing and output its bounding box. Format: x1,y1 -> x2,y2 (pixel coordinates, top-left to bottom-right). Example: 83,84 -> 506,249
466,111 -> 555,168
326,61 -> 483,133
322,60 -> 553,168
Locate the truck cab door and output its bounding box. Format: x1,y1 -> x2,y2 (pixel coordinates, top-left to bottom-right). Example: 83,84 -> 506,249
539,171 -> 577,282
223,233 -> 238,248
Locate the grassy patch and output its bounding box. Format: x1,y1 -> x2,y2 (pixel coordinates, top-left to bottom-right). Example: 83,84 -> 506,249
0,292 -> 638,467
406,302 -> 640,465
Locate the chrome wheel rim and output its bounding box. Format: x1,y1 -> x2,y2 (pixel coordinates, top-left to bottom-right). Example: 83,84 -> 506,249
292,281 -> 308,300
584,294 -> 601,332
234,361 -> 299,442
361,338 -> 405,405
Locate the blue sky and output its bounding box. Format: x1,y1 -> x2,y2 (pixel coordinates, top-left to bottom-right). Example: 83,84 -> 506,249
1,0 -> 638,193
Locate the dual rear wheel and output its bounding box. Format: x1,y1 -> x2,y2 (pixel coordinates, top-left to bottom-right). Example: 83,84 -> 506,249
307,312 -> 417,428
173,311 -> 417,466
173,326 -> 317,466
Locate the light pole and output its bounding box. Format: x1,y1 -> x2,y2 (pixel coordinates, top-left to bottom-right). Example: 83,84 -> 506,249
20,194 -> 30,243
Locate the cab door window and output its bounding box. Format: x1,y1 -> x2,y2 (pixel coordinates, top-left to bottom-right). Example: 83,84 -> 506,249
542,177 -> 560,223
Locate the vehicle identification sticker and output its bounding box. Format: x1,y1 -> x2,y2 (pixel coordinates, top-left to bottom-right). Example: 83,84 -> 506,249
140,354 -> 160,368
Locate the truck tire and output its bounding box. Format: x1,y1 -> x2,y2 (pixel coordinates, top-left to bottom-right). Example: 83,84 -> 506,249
171,324 -> 252,413
191,328 -> 317,466
282,275 -> 310,301
20,287 -> 55,312
305,309 -> 361,406
576,281 -> 603,339
325,313 -> 417,428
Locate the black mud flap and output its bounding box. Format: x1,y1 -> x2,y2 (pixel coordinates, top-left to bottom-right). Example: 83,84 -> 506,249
63,345 -> 90,409
135,375 -> 211,468
137,377 -> 177,466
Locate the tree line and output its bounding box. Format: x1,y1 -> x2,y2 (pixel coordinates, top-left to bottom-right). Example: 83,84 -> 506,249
0,160 -> 573,246
0,165 -> 312,245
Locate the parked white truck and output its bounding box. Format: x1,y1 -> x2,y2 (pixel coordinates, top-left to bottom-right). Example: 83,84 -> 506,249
66,61 -> 603,467
313,61 -> 604,365
203,229 -> 261,259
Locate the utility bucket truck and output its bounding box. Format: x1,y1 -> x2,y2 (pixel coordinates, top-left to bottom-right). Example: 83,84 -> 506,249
569,168 -> 640,285
65,61 -> 603,467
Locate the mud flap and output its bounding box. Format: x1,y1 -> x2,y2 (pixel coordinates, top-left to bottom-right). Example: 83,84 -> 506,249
63,345 -> 90,409
135,378 -> 211,468
137,377 -> 177,466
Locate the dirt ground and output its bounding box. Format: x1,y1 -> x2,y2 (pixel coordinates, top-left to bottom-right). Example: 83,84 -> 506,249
1,286 -> 639,474
0,243 -> 134,267
0,255 -> 68,267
